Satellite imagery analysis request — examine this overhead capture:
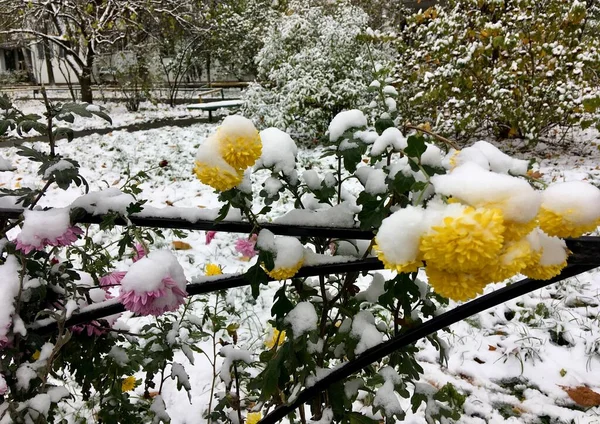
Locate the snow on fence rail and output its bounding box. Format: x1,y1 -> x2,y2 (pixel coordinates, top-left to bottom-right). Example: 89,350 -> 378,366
1,206 -> 599,423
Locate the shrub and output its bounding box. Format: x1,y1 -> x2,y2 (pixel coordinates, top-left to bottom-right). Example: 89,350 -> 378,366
242,0 -> 395,144
394,0 -> 600,143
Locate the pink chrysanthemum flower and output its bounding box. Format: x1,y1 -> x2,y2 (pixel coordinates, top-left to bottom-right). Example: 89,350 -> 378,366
71,288 -> 119,337
119,250 -> 188,316
235,234 -> 258,258
99,271 -> 127,298
132,243 -> 146,262
0,374 -> 7,395
205,231 -> 217,245
72,321 -> 106,337
15,209 -> 83,254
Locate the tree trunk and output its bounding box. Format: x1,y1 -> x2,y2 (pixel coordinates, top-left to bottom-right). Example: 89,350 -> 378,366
20,47 -> 36,84
206,53 -> 211,86
79,70 -> 93,103
43,41 -> 55,85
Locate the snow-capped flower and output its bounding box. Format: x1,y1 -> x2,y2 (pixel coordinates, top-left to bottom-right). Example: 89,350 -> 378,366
488,237 -> 538,283
521,230 -> 569,280
420,204 -> 505,273
374,206 -> 426,274
425,267 -> 490,301
194,135 -> 243,192
119,250 -> 187,316
257,232 -> 305,280
132,243 -> 146,262
235,234 -> 258,258
122,376 -> 137,392
265,328 -> 286,349
205,263 -> 222,276
246,412 -> 262,424
100,271 -> 126,290
431,162 -> 540,224
15,210 -> 84,254
205,231 -> 217,245
216,115 -> 262,170
537,181 -> 600,238
193,160 -> 243,192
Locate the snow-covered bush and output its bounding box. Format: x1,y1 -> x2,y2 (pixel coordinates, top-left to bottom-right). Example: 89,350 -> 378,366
242,0 -> 395,144
394,0 -> 600,143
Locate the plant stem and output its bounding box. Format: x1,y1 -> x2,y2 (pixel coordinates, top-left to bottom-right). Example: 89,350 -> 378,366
404,124 -> 460,150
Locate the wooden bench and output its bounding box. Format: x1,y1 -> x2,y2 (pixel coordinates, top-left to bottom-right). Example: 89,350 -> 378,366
186,99 -> 245,122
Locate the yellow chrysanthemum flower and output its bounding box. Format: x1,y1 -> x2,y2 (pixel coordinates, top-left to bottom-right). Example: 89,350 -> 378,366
32,350 -> 41,360
246,412 -> 262,424
488,238 -> 538,283
420,206 -> 505,273
448,150 -> 461,169
265,259 -> 304,280
503,219 -> 537,242
522,261 -> 567,280
538,207 -> 599,238
426,267 -> 490,301
217,127 -> 262,170
122,376 -> 137,392
265,329 -> 286,349
374,243 -> 423,274
193,161 -> 242,192
205,263 -> 222,276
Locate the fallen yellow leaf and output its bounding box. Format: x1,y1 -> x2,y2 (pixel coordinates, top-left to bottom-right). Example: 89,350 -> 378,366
172,241 -> 192,250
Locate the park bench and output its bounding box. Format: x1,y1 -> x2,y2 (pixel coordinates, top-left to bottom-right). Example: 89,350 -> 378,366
186,99 -> 245,122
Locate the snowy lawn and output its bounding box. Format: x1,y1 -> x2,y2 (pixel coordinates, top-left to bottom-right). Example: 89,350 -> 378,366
1,119 -> 600,423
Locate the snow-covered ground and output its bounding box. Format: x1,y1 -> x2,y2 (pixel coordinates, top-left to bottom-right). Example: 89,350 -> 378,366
1,113 -> 600,423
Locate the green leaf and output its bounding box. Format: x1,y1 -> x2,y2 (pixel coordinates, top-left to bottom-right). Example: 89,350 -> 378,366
357,192 -> 386,230
271,287 -> 294,321
389,172 -> 416,195
404,135 -> 427,159
375,118 -> 395,135
53,127 -> 74,142
258,344 -> 287,400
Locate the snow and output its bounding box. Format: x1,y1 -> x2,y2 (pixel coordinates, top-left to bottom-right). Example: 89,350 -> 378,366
219,345 -> 253,385
284,302 -> 318,338
328,110 -> 367,142
364,168 -> 387,195
71,188 -> 135,215
121,250 -> 186,293
375,206 -> 426,266
356,273 -> 386,303
261,235 -> 305,270
0,156 -> 14,172
537,231 -> 569,266
431,162 -> 541,223
302,170 -> 321,190
255,127 -> 298,177
43,159 -> 75,179
371,127 -> 407,156
0,256 -> 21,345
16,208 -> 71,247
274,203 -> 355,227
351,311 -> 383,355
541,181 -> 600,224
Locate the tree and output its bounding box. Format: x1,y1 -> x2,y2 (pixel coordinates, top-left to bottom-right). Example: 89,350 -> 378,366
0,0 -> 196,103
